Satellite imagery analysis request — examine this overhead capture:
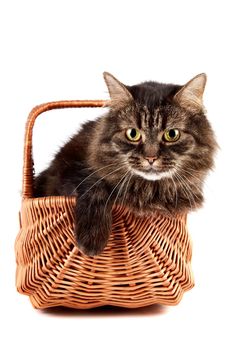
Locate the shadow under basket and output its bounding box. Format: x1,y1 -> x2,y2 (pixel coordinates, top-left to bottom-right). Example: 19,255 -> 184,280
15,100 -> 194,309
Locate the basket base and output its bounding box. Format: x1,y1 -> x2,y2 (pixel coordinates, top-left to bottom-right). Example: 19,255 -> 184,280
15,197 -> 194,309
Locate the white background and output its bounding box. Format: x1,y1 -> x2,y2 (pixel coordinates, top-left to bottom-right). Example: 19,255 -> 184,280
0,1 -> 232,349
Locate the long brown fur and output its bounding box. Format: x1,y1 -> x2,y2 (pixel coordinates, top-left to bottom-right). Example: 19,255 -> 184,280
34,72 -> 217,256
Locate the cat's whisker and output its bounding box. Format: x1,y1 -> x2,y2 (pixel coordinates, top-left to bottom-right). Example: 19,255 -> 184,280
179,176 -> 197,208
175,168 -> 202,196
169,170 -> 178,208
173,172 -> 195,211
177,165 -> 214,193
174,171 -> 195,198
78,164 -> 128,200
70,161 -> 127,195
120,172 -> 133,209
181,166 -> 215,194
103,170 -> 130,215
173,173 -> 193,210
174,164 -> 203,188
104,174 -> 126,213
177,164 -> 203,174
178,175 -> 200,202
112,170 -> 131,209
177,165 -> 202,175
175,164 -> 204,183
175,166 -> 202,196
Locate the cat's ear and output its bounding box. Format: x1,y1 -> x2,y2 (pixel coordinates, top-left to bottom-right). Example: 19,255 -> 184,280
174,73 -> 207,113
103,72 -> 133,109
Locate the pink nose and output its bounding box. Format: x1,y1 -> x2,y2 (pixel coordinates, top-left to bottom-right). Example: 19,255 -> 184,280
145,156 -> 158,165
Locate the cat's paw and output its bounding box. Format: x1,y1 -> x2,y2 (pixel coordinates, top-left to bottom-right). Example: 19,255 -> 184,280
74,226 -> 110,257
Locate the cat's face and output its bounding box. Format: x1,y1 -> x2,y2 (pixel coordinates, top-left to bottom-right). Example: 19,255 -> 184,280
96,73 -> 216,185
110,104 -> 198,182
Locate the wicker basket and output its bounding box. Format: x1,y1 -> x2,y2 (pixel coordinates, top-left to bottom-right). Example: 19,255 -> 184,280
15,100 -> 194,309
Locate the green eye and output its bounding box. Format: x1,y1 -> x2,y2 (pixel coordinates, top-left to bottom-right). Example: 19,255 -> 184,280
126,128 -> 141,142
163,129 -> 180,142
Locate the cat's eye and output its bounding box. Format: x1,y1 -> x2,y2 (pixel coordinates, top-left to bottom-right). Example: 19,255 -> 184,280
126,128 -> 141,142
163,129 -> 180,142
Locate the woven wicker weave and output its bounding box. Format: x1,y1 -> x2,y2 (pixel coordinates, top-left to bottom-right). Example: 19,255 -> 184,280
15,100 -> 194,309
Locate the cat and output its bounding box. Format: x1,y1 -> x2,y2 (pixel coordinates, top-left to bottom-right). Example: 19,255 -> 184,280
34,72 -> 217,256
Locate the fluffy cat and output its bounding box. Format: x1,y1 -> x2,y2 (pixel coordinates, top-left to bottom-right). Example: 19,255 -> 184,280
34,72 -> 217,256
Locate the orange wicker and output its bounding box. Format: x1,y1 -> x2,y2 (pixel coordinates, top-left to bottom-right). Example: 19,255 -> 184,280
15,100 -> 194,309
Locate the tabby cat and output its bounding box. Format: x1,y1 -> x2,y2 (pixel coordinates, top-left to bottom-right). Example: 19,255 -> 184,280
34,72 -> 217,256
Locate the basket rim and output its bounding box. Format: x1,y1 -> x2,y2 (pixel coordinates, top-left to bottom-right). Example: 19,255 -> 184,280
20,195 -> 187,224
21,195 -> 76,203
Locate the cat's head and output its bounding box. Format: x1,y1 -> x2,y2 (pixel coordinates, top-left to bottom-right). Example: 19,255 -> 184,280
92,72 -> 217,185
88,72 -> 217,213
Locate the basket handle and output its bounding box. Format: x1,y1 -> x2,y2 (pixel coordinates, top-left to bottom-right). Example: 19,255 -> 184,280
22,100 -> 107,198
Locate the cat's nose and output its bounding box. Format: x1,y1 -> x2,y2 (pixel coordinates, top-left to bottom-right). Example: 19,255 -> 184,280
145,156 -> 158,165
